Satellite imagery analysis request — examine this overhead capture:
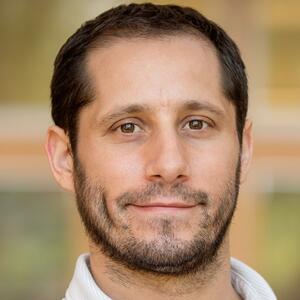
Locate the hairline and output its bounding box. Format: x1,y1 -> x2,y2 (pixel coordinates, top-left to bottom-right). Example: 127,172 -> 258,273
82,32 -> 230,112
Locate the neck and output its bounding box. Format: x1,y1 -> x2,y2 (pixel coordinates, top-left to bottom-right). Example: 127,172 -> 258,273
88,236 -> 241,300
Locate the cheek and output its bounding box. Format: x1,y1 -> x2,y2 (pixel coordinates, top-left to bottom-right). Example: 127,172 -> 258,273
189,141 -> 239,193
80,142 -> 145,200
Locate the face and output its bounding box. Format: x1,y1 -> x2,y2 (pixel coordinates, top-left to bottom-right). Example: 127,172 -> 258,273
56,35 -> 252,275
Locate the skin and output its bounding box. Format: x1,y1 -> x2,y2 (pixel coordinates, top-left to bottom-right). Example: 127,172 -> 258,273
46,35 -> 253,300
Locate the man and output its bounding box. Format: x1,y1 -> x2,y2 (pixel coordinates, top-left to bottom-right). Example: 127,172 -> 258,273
46,3 -> 276,300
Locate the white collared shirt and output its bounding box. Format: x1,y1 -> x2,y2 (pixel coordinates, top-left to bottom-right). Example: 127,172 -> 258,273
63,254 -> 277,300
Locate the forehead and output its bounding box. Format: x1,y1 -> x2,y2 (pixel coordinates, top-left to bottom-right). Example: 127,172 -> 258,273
84,35 -> 231,118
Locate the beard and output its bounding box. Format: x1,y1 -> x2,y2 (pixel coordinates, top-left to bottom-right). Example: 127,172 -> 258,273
73,156 -> 241,276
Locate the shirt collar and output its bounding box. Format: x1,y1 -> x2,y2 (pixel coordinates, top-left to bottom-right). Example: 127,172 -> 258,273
230,257 -> 277,300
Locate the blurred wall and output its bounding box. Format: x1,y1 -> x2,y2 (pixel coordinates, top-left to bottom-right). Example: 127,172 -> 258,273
0,0 -> 299,299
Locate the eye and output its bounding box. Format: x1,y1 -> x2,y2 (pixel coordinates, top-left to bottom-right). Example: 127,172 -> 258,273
118,122 -> 141,133
183,119 -> 209,130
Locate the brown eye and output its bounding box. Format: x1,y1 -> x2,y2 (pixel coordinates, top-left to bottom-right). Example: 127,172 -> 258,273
119,123 -> 138,133
188,120 -> 204,130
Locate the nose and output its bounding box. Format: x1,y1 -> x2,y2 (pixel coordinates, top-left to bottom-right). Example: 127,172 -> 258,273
145,131 -> 190,185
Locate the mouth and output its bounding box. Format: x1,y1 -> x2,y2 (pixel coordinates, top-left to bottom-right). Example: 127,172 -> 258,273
128,201 -> 199,213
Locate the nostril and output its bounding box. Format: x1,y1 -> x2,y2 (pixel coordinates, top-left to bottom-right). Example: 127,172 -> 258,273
152,174 -> 161,178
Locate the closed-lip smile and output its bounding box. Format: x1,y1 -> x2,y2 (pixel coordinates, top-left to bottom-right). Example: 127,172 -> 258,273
132,202 -> 196,208
128,201 -> 198,213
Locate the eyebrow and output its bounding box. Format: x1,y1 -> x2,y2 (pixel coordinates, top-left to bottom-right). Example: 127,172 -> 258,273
181,100 -> 226,117
97,99 -> 225,127
97,104 -> 153,127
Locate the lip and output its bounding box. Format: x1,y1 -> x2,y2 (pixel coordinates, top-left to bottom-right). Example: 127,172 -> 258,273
133,202 -> 196,208
128,202 -> 198,213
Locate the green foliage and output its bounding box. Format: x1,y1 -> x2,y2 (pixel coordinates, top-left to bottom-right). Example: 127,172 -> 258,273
0,191 -> 69,300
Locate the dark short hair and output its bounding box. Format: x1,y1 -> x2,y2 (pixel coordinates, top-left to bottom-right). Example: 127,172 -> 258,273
51,2 -> 248,150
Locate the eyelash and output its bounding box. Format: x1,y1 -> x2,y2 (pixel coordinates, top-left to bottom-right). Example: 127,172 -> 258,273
113,118 -> 212,134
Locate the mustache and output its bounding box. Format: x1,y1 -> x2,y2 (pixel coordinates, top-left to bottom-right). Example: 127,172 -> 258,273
113,183 -> 209,207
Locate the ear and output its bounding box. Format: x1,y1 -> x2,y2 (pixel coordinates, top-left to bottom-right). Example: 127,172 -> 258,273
45,125 -> 75,192
240,119 -> 253,184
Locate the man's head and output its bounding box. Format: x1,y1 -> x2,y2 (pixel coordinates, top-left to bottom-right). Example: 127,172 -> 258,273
46,3 -> 252,276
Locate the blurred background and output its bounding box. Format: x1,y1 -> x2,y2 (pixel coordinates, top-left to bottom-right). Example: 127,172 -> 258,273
0,0 -> 299,299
